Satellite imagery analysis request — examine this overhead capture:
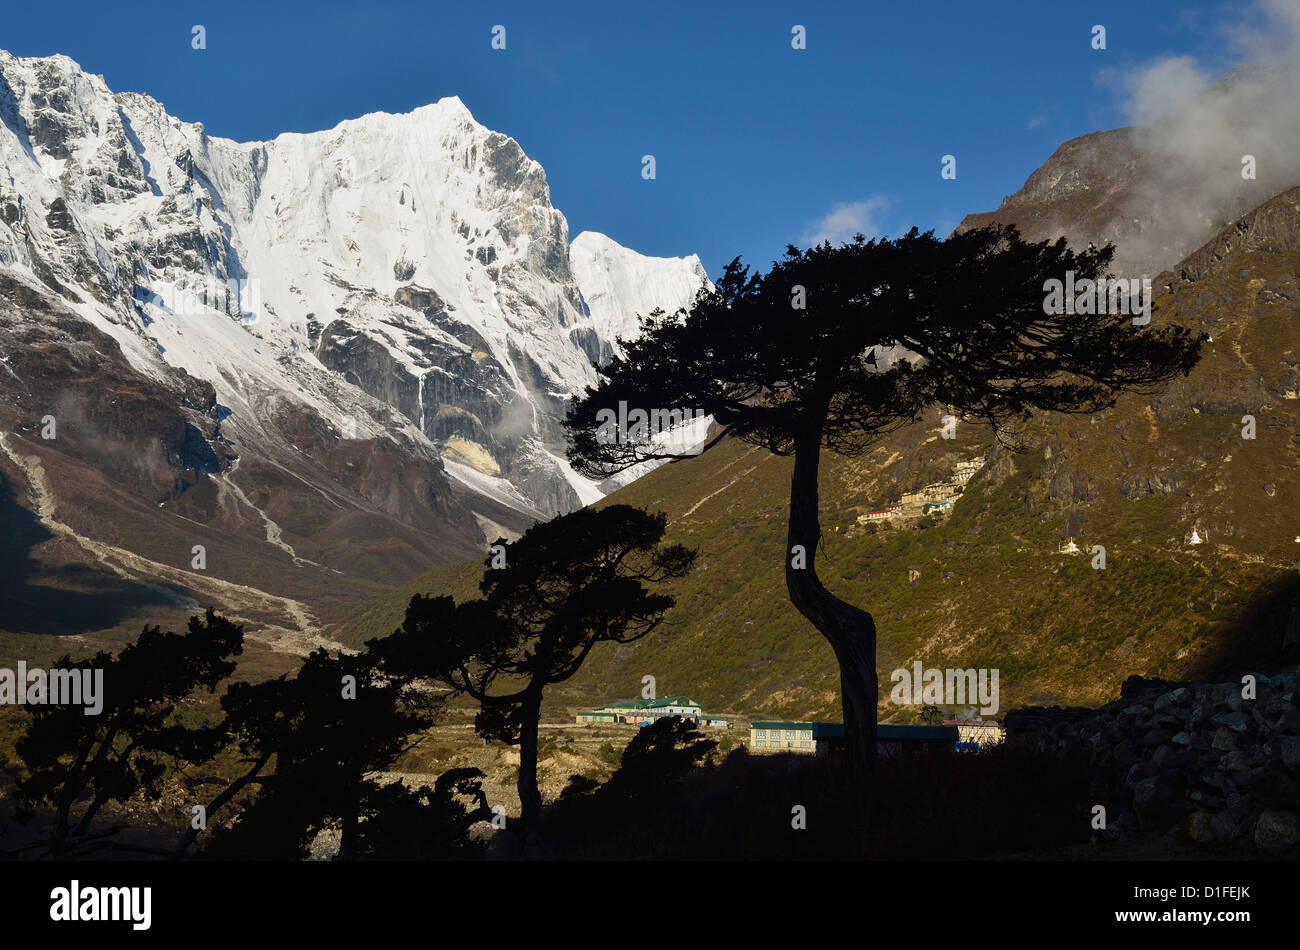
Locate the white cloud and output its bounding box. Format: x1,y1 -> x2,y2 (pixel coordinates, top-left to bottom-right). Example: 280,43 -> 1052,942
801,195 -> 892,246
1228,0 -> 1300,60
1121,54 -> 1212,125
1117,0 -> 1300,126
1091,0 -> 1300,273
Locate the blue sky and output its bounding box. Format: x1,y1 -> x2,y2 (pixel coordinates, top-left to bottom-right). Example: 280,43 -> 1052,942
1,0 -> 1260,275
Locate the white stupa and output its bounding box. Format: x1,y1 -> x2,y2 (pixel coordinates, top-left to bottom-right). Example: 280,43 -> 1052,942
1058,539 -> 1081,555
1187,527 -> 1204,545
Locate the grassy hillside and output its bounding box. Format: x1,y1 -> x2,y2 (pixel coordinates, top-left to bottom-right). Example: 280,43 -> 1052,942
335,195 -> 1300,723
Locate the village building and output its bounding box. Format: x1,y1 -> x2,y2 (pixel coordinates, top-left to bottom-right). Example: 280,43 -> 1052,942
576,697 -> 730,728
749,722 -> 960,757
900,484 -> 952,507
859,459 -> 986,527
749,721 -> 820,751
857,507 -> 902,523
943,719 -> 1005,748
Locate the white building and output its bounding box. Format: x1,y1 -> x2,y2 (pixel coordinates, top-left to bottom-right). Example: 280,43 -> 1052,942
577,697 -> 728,728
749,722 -> 816,751
954,458 -> 987,481
749,722 -> 960,757
944,719 -> 1005,748
858,507 -> 902,523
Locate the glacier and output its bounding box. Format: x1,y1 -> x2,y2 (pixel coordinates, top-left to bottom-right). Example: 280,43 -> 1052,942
0,50 -> 710,526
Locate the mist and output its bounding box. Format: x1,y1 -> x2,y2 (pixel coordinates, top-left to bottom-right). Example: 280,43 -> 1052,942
1113,0 -> 1300,274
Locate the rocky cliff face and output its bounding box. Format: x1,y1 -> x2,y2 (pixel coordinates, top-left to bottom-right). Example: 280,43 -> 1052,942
959,63 -> 1300,277
0,50 -> 708,525
0,50 -> 709,643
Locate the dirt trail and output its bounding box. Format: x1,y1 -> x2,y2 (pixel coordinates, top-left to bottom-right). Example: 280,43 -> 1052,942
680,463 -> 759,520
0,431 -> 347,656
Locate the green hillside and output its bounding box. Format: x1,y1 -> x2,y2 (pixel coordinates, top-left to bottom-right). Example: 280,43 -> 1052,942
334,192 -> 1300,723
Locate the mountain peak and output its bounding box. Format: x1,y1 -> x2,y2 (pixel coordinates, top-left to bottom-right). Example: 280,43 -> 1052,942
0,49 -> 709,546
570,230 -> 712,359
959,62 -> 1300,277
432,94 -> 473,118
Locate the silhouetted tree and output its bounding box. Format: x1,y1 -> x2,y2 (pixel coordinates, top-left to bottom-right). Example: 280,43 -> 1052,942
383,504 -> 696,838
546,716 -> 718,853
351,767 -> 490,859
15,607 -> 242,858
601,715 -> 717,802
564,226 -> 1204,773
558,773 -> 601,801
200,646 -> 436,860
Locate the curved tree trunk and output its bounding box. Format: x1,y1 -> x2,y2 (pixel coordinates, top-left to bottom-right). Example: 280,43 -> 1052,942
784,429 -> 879,776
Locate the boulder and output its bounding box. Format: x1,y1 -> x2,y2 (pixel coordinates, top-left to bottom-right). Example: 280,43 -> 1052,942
1188,810 -> 1218,843
1253,810 -> 1300,854
1281,736 -> 1300,771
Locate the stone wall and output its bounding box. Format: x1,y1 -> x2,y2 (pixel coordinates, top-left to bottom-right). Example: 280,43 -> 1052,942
1006,673 -> 1300,854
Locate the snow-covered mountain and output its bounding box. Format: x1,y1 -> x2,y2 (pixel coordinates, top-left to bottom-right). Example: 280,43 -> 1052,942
569,230 -> 709,364
0,50 -> 710,638
0,51 -> 708,520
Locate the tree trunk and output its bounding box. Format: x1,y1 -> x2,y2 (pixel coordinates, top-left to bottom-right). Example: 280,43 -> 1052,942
71,788 -> 110,838
336,779 -> 360,861
785,429 -> 879,775
173,753 -> 271,858
51,804 -> 70,860
517,692 -> 544,838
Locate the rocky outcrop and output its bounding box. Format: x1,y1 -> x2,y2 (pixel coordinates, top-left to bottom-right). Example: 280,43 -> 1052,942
0,50 -> 710,533
958,65 -> 1300,277
1007,673 -> 1300,854
1159,186 -> 1300,288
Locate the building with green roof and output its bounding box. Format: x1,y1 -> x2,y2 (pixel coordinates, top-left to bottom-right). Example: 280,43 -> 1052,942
575,696 -> 730,728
